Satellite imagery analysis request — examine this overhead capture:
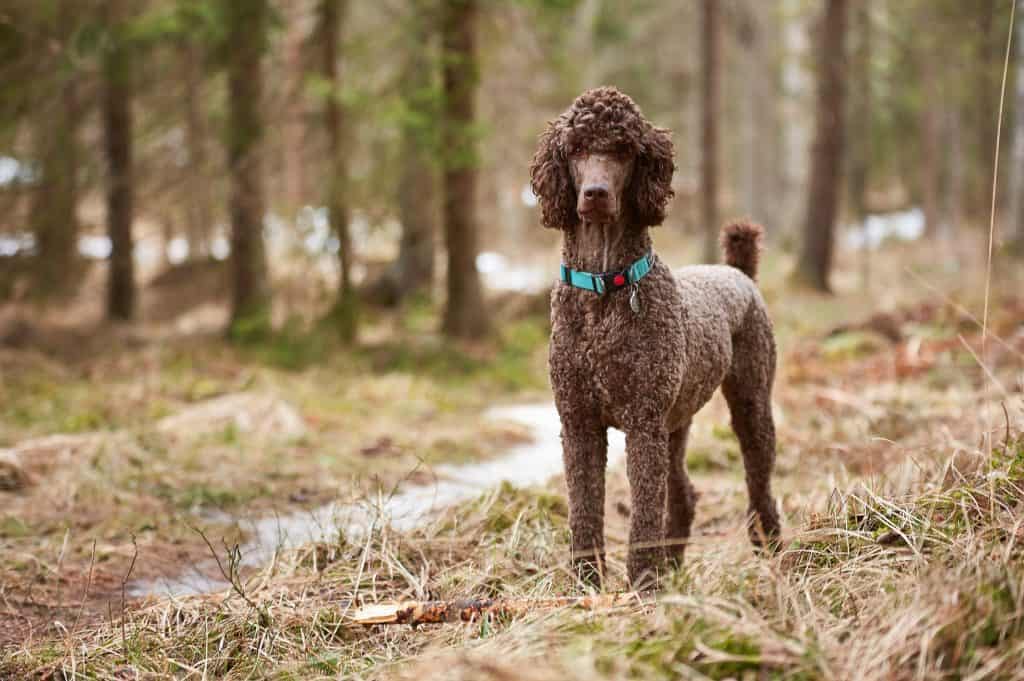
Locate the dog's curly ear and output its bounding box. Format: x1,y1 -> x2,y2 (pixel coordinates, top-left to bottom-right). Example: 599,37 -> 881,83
529,123 -> 579,230
629,125 -> 675,227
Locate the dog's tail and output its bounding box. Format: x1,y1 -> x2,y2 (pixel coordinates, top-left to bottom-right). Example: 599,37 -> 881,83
720,220 -> 764,280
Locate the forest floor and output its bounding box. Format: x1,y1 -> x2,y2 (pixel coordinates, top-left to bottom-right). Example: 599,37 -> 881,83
1,237 -> 1023,680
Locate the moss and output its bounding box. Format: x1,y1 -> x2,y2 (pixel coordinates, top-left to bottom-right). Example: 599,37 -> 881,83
0,515 -> 30,538
820,330 -> 888,360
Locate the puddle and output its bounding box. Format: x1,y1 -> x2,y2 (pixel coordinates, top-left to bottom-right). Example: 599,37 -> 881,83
129,403 -> 627,598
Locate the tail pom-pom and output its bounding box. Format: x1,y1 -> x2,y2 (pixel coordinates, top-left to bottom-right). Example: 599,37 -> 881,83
720,220 -> 764,279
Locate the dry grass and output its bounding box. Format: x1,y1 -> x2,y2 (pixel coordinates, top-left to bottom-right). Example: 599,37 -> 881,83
2,432 -> 1021,680
2,239 -> 1023,679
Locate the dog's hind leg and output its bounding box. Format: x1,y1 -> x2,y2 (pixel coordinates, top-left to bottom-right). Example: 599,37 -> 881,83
722,314 -> 781,551
665,420 -> 696,566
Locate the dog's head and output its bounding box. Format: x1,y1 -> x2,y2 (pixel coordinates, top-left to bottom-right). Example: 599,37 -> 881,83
529,87 -> 675,230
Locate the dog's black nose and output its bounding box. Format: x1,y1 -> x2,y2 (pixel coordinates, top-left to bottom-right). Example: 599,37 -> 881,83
582,184 -> 609,202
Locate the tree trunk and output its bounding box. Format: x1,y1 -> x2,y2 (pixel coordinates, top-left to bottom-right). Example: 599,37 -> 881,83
283,1 -> 308,209
1010,3 -> 1024,255
226,0 -> 270,335
920,57 -> 941,237
738,4 -> 763,223
847,1 -> 870,226
946,106 -> 963,242
396,1 -> 439,301
31,4 -> 79,297
441,0 -> 489,338
792,0 -> 847,292
321,0 -> 357,340
103,3 -> 135,321
974,3 -> 998,221
847,0 -> 871,289
183,39 -> 211,260
700,0 -> 720,263
396,123 -> 438,299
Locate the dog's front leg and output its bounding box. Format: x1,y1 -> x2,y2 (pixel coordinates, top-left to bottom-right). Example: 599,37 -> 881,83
624,421 -> 669,590
561,414 -> 608,589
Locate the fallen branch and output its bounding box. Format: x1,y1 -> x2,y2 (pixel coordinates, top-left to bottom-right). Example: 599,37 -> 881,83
352,591 -> 647,626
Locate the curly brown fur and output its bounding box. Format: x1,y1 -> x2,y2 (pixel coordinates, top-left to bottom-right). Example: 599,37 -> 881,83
535,87 -> 780,590
721,220 -> 763,280
530,87 -> 674,231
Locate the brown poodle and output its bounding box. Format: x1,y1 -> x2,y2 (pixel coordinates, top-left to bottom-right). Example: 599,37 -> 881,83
530,87 -> 780,589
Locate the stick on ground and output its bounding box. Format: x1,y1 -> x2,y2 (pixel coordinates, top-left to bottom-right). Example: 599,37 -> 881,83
351,592 -> 647,626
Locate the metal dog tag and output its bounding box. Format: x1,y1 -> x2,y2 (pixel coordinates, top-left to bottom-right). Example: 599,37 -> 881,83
629,285 -> 641,315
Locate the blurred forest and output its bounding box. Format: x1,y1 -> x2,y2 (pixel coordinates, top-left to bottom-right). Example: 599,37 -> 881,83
4,2 -> 1024,678
2,0 -> 1023,341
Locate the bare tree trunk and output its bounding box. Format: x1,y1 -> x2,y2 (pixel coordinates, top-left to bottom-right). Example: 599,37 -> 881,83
183,39 -> 211,260
947,106 -> 963,242
847,1 -> 870,225
103,0 -> 135,321
1010,3 -> 1024,255
31,4 -> 79,297
792,0 -> 847,292
396,1 -> 439,301
321,0 -> 357,340
737,6 -> 757,219
920,57 -> 941,237
441,0 -> 489,338
760,0 -> 786,239
226,0 -> 270,334
847,0 -> 871,289
700,0 -> 720,263
283,2 -> 308,210
975,3 -> 998,221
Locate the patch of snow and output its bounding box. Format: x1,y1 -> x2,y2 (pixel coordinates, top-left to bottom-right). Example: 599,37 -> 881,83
0,233 -> 34,256
476,251 -> 550,293
78,235 -> 112,260
521,183 -> 538,207
167,237 -> 189,265
845,208 -> 925,250
130,403 -> 618,599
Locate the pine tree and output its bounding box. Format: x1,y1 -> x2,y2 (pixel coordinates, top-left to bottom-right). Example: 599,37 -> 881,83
225,0 -> 271,336
320,0 -> 358,340
441,0 -> 489,338
792,0 -> 847,292
102,0 -> 136,321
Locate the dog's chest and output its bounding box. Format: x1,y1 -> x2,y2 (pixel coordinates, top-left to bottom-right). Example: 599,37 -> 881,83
551,290 -> 682,420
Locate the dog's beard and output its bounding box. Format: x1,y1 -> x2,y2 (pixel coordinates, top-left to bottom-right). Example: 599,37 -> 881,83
578,217 -> 625,271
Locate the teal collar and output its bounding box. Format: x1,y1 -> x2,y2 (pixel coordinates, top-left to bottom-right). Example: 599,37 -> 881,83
559,252 -> 653,295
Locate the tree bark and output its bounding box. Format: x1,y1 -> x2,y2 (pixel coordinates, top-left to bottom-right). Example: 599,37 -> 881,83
31,3 -> 80,297
1010,3 -> 1024,255
396,1 -> 439,301
321,0 -> 357,340
920,56 -> 941,237
847,0 -> 870,227
183,39 -> 211,260
226,0 -> 270,335
946,106 -> 963,242
441,0 -> 489,338
283,1 -> 308,209
102,1 -> 135,321
792,0 -> 847,292
847,0 -> 871,289
700,0 -> 720,264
